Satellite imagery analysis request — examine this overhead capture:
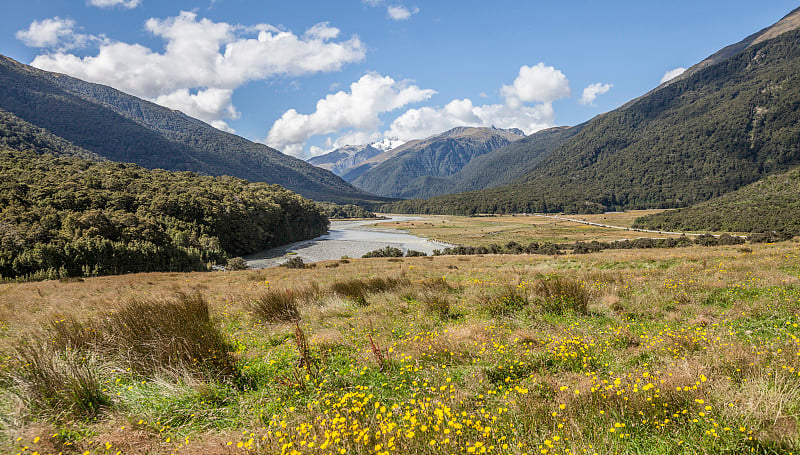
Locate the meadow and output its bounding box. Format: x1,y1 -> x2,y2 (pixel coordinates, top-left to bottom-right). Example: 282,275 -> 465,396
0,218 -> 798,454
373,211 -> 703,247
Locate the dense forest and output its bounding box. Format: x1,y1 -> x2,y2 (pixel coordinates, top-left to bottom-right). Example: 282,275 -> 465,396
633,165 -> 800,234
383,26 -> 800,215
0,150 -> 328,280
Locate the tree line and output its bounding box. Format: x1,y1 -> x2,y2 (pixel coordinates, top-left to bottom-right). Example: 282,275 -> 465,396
0,150 -> 329,280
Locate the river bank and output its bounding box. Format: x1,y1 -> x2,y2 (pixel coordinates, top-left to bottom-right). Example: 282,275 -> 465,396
245,216 -> 454,268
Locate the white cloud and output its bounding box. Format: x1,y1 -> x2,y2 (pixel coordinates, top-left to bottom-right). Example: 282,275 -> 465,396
280,63 -> 572,157
385,99 -> 554,143
88,0 -> 141,9
15,17 -> 100,51
362,0 -> 384,6
501,63 -> 571,109
387,5 -> 419,21
26,12 -> 365,132
152,88 -> 238,132
660,67 -> 686,84
579,82 -> 612,106
266,72 -> 435,157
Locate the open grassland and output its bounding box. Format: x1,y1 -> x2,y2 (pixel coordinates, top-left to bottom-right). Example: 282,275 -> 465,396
0,240 -> 799,454
373,211 -> 721,247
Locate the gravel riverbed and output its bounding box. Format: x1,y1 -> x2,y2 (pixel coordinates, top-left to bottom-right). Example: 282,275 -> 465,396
245,216 -> 452,268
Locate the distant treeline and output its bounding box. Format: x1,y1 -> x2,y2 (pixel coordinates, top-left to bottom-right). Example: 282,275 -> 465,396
0,150 -> 328,280
432,232 -> 790,257
316,202 -> 377,219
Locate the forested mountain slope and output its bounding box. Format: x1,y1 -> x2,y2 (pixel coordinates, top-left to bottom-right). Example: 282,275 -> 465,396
0,55 -> 386,205
633,166 -> 800,234
384,8 -> 800,214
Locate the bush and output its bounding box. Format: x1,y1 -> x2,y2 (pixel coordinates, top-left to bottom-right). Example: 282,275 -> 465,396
362,246 -> 404,258
405,250 -> 427,257
717,234 -> 745,245
532,277 -> 590,315
226,257 -> 249,271
282,257 -> 307,269
250,290 -> 301,323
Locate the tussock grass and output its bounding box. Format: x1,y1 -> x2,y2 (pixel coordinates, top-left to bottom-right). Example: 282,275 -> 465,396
46,293 -> 236,381
2,237 -> 800,454
329,276 -> 410,305
7,339 -> 110,420
532,276 -> 591,315
249,290 -> 301,322
484,285 -> 529,317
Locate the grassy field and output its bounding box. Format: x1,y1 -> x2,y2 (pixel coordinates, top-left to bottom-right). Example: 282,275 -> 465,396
373,211 -> 714,247
0,224 -> 798,454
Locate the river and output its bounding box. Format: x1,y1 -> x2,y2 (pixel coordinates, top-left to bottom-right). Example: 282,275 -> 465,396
244,216 -> 452,268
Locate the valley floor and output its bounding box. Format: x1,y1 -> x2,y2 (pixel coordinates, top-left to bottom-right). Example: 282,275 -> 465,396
0,218 -> 798,454
372,210 -> 716,247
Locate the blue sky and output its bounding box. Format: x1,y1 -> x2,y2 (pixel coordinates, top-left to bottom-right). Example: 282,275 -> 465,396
2,1 -> 798,158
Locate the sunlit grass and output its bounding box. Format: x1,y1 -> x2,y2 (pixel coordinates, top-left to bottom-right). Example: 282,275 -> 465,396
0,239 -> 798,453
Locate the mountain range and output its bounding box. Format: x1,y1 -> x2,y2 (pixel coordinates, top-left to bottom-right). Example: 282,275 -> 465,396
307,144 -> 384,176
384,6 -> 800,215
0,55 -> 388,206
308,126 -> 525,199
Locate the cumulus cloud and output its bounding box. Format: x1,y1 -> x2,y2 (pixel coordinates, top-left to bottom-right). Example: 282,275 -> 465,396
501,63 -> 571,109
152,88 -> 238,132
24,12 -> 365,132
387,63 -> 568,143
88,0 -> 141,9
15,17 -> 101,51
387,5 -> 419,20
281,63 -> 573,158
385,99 -> 554,143
578,82 -> 612,106
660,67 -> 686,84
266,72 -> 436,157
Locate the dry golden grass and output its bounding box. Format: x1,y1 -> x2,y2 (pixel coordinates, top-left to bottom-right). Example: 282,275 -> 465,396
374,210 -> 726,246
1,237 -> 799,454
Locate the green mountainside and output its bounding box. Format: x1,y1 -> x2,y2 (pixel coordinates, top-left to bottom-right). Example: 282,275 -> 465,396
349,127 -> 523,198
384,9 -> 800,215
632,166 -> 800,234
0,55 -> 386,205
0,150 -> 328,280
437,126 -> 581,194
0,107 -> 102,161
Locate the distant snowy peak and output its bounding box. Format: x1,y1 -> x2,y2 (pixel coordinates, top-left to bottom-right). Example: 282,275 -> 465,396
371,137 -> 405,151
307,144 -> 384,176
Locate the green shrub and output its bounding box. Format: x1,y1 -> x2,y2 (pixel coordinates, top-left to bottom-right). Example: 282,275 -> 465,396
282,257 -> 307,269
362,246 -> 404,258
226,257 -> 249,271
